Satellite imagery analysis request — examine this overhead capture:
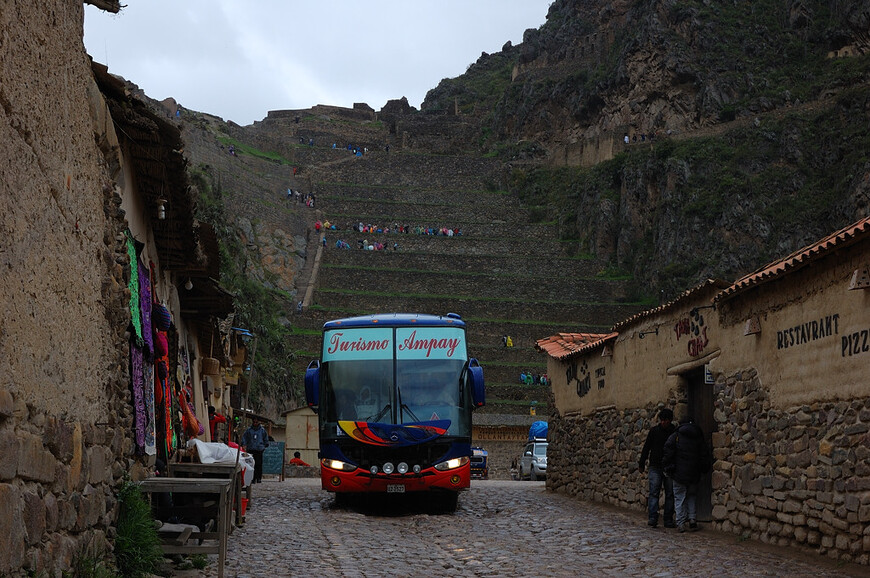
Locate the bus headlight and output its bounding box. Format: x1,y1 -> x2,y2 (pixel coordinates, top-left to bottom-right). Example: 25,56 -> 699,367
434,456 -> 469,471
321,458 -> 356,472
397,462 -> 409,474
382,462 -> 395,474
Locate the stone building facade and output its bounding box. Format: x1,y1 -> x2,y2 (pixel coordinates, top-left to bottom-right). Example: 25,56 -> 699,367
0,1 -> 233,574
538,217 -> 870,565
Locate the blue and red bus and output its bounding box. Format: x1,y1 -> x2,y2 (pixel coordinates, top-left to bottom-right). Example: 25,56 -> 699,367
304,313 -> 485,511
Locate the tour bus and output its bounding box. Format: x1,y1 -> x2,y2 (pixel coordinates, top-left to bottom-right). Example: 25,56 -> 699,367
304,313 -> 485,511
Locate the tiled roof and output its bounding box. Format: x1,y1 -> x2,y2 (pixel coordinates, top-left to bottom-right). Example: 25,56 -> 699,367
535,332 -> 616,361
717,215 -> 870,302
612,279 -> 731,332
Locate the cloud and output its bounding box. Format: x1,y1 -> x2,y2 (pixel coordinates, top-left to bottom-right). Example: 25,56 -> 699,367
84,0 -> 551,125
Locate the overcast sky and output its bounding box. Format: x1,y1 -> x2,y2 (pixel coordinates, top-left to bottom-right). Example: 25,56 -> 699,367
84,2 -> 551,126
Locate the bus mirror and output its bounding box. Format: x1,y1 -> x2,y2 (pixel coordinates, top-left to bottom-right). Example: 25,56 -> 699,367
305,360 -> 321,407
468,358 -> 485,408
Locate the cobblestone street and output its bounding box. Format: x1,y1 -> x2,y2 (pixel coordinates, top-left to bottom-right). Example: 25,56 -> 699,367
175,479 -> 870,577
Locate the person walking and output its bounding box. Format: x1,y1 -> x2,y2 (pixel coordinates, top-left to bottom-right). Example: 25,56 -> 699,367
638,408 -> 676,528
241,417 -> 270,484
662,411 -> 711,533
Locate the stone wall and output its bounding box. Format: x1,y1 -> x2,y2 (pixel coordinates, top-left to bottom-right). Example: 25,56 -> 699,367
0,1 -> 138,574
711,369 -> 870,561
548,368 -> 870,565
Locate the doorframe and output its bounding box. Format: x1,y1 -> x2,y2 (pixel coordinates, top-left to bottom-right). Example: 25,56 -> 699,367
668,354 -> 718,523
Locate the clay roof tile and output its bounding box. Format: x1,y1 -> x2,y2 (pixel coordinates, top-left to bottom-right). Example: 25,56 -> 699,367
716,215 -> 870,302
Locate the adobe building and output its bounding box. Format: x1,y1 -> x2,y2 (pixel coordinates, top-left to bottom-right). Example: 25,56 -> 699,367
0,1 -> 235,574
538,216 -> 870,565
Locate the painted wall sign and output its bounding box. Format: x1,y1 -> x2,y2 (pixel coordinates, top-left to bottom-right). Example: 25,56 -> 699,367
675,311 -> 710,357
572,360 -> 591,398
842,327 -> 870,357
776,314 -> 840,350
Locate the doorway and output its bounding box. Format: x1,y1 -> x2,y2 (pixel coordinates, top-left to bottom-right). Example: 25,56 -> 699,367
685,367 -> 714,522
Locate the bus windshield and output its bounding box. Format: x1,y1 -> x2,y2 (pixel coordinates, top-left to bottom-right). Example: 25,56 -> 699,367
320,325 -> 470,437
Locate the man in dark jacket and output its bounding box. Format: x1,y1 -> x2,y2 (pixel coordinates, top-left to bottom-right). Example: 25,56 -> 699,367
662,413 -> 711,532
638,408 -> 676,528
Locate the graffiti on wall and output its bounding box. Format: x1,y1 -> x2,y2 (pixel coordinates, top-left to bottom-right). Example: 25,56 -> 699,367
675,309 -> 710,357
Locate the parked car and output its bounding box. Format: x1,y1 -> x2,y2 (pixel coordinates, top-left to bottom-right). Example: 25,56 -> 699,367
470,446 -> 488,479
518,438 -> 547,481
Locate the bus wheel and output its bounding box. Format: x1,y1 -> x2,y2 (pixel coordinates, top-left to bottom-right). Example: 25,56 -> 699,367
441,492 -> 459,513
530,469 -> 537,481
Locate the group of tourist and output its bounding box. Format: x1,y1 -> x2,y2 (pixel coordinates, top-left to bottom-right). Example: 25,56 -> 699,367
638,407 -> 711,534
350,222 -> 463,237
289,189 -> 316,207
519,371 -> 548,386
623,132 -> 657,144
356,239 -> 398,251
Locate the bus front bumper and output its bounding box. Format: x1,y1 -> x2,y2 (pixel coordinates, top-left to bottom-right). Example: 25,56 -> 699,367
321,462 -> 470,493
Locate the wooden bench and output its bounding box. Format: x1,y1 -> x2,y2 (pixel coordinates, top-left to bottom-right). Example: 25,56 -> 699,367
138,477 -> 233,578
167,462 -> 244,528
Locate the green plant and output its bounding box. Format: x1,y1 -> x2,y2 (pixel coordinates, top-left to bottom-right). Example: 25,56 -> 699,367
191,554 -> 209,569
113,482 -> 163,578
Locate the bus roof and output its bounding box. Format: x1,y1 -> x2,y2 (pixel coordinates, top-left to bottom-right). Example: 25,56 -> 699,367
322,312 -> 465,330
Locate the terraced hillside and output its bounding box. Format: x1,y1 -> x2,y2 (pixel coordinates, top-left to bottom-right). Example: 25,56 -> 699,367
179,107 -> 646,420
287,149 -> 645,417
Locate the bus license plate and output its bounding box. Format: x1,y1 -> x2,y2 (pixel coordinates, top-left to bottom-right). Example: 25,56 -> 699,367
387,484 -> 405,493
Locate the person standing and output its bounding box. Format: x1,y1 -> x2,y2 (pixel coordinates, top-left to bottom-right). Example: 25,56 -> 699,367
662,412 -> 711,532
638,408 -> 676,528
241,417 -> 269,484
208,406 -> 227,442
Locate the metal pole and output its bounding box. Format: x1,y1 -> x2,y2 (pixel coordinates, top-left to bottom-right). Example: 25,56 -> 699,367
242,335 -> 258,428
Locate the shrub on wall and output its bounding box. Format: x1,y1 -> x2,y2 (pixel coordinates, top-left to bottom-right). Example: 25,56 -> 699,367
113,482 -> 163,577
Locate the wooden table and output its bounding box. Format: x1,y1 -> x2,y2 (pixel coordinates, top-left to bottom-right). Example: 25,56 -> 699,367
138,477 -> 233,577
168,462 -> 244,527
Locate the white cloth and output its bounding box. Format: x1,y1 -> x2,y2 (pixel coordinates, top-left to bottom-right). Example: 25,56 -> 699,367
187,440 -> 256,486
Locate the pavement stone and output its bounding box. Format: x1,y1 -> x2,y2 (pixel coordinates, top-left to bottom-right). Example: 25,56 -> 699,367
167,478 -> 870,577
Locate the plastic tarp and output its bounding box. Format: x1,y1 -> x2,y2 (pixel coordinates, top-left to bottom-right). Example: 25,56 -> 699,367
528,421 -> 548,440
188,440 -> 256,487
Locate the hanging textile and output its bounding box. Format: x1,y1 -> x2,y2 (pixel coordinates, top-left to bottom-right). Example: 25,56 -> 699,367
138,261 -> 157,456
125,231 -> 143,346
150,261 -> 175,460
130,343 -> 146,453
154,336 -> 172,462
178,379 -> 205,438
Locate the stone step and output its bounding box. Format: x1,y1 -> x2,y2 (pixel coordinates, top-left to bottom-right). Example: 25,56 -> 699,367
319,200 -> 540,230
322,235 -> 538,255
313,152 -> 504,192
316,184 -> 522,209
316,264 -> 639,305
311,291 -> 637,329
323,248 -> 609,282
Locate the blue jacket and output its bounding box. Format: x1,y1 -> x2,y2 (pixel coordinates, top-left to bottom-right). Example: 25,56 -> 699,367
241,425 -> 269,452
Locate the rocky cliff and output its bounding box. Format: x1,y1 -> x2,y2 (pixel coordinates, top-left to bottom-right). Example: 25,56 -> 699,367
424,0 -> 870,297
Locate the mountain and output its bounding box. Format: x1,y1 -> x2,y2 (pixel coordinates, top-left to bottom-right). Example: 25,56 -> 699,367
147,0 -> 870,418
